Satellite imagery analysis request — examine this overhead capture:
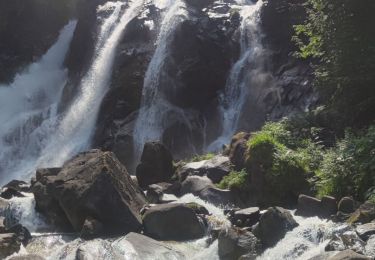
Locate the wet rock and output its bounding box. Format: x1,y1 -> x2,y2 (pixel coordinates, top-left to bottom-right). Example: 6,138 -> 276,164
136,142 -> 174,188
185,202 -> 209,215
199,186 -> 236,206
226,132 -> 251,170
338,197 -> 356,214
155,182 -> 181,196
32,150 -> 146,236
8,255 -> 45,260
0,198 -> 9,216
365,235 -> 375,257
253,207 -> 298,249
296,194 -> 337,218
181,175 -> 214,196
0,180 -> 29,199
146,184 -> 164,204
356,223 -> 375,241
328,249 -> 371,260
178,155 -> 231,183
325,231 -> 366,255
142,203 -> 206,241
80,217 -> 104,240
0,188 -> 25,200
0,224 -> 32,259
233,207 -> 260,228
218,227 -> 262,260
349,201 -> 375,224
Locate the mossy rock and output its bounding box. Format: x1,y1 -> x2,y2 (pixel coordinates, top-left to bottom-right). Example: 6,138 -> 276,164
185,202 -> 209,215
348,201 -> 375,224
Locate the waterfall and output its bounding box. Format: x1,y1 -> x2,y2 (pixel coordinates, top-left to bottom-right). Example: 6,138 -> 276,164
133,0 -> 189,155
207,0 -> 265,152
0,0 -> 144,185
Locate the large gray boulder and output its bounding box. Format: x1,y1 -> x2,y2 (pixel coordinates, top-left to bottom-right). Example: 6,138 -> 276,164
356,223 -> 375,241
136,142 -> 174,188
253,207 -> 298,249
32,150 -> 146,236
142,203 -> 206,241
328,250 -> 371,260
325,231 -> 366,255
0,224 -> 32,259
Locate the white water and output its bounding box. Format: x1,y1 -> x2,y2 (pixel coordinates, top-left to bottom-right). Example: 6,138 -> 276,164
0,0 -> 144,185
208,0 -> 266,151
133,0 -> 190,155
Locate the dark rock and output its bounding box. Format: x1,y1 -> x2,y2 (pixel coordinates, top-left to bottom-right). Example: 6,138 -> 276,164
218,227 -> 261,260
32,150 -> 146,236
199,186 -> 236,206
142,203 -> 206,241
253,207 -> 298,249
185,202 -> 209,215
80,217 -> 104,239
136,142 -> 174,188
328,249 -> 371,260
0,224 -> 31,259
296,194 -> 337,218
2,180 -> 30,193
181,176 -> 214,196
321,196 -> 338,217
356,223 -> 375,241
233,207 -> 260,227
0,187 -> 25,200
184,0 -> 214,10
349,201 -> 375,224
146,184 -> 164,204
155,182 -> 181,196
226,132 -> 251,170
325,231 -> 366,255
339,197 -> 356,214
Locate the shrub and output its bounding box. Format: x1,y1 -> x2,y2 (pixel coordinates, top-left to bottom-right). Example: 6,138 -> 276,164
217,170 -> 249,190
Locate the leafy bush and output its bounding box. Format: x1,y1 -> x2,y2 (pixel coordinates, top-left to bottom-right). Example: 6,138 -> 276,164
217,170 -> 249,190
318,126 -> 375,200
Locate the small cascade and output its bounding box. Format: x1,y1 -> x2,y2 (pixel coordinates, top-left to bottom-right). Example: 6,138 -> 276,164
207,0 -> 266,151
133,0 -> 190,155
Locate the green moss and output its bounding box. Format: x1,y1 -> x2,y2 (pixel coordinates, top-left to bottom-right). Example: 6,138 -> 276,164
217,170 -> 249,190
190,153 -> 215,162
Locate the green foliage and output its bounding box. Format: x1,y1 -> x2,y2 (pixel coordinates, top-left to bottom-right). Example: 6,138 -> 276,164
190,153 -> 215,162
217,170 -> 249,190
294,0 -> 375,128
317,126 -> 375,200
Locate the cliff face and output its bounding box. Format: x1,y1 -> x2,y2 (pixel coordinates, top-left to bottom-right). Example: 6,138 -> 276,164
0,0 -> 76,83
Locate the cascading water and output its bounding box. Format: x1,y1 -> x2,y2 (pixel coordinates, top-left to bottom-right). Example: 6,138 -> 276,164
133,0 -> 190,155
207,0 -> 266,151
0,0 -> 144,184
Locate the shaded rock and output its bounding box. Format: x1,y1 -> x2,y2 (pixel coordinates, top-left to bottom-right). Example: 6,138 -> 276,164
296,194 -> 337,218
8,255 -> 45,260
233,207 -> 260,228
181,176 -> 214,196
32,150 -> 146,236
325,231 -> 366,255
142,203 -> 206,241
328,249 -> 371,260
146,184 -> 164,204
199,186 -> 236,206
349,201 -> 375,224
136,142 -> 174,188
185,202 -> 209,215
155,182 -> 181,196
0,224 -> 31,259
218,227 -> 262,260
178,155 -> 231,183
226,132 -> 251,170
80,217 -> 104,240
356,223 -> 375,241
0,180 -> 29,199
253,207 -> 298,249
339,197 -> 356,214
0,198 -> 9,216
184,0 -> 214,10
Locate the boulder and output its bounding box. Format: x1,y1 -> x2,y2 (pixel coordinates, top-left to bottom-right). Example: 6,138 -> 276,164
339,197 -> 356,214
178,155 -> 231,183
181,176 -> 214,196
349,201 -> 375,224
328,249 -> 371,260
226,132 -> 251,170
325,231 -> 366,255
80,217 -> 104,240
154,182 -> 181,196
296,194 -> 337,218
0,224 -> 31,259
136,142 -> 174,188
233,207 -> 260,228
199,186 -> 236,206
0,180 -> 28,199
253,207 -> 298,249
356,223 -> 375,241
32,150 -> 146,236
218,227 -> 262,260
142,203 -> 206,241
365,235 -> 375,257
146,184 -> 164,204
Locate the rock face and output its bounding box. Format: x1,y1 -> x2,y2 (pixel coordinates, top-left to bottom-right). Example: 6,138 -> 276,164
218,227 -> 262,260
142,203 -> 206,241
32,150 -> 146,236
253,207 -> 298,249
136,142 -> 174,188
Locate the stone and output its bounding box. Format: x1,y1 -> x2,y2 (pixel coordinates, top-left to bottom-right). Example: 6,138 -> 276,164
181,176 -> 214,196
80,217 -> 104,240
146,184 -> 164,204
218,227 -> 261,260
32,150 -> 146,236
253,207 -> 298,249
339,197 -> 356,214
0,224 -> 31,259
8,255 -> 45,260
226,132 -> 251,170
136,142 -> 174,188
356,223 -> 375,241
328,249 -> 371,260
233,207 -> 260,227
325,231 -> 366,255
0,198 -> 9,216
321,196 -> 338,217
142,203 -> 206,241
295,194 -> 321,217
349,201 -> 375,224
